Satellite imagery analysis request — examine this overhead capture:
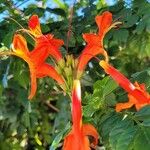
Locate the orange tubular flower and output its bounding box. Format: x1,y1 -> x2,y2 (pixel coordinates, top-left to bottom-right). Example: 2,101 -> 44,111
7,34 -> 64,100
63,80 -> 98,150
100,60 -> 150,112
27,15 -> 64,61
77,11 -> 121,77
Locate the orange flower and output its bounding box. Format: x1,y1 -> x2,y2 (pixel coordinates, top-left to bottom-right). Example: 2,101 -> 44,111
3,34 -> 64,100
77,11 -> 121,77
34,34 -> 64,61
25,15 -> 64,61
28,15 -> 42,37
63,80 -> 98,150
100,60 -> 150,112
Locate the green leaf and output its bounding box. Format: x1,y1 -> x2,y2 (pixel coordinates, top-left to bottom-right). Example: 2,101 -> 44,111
83,105 -> 95,117
83,97 -> 100,117
113,29 -> 129,43
2,32 -> 13,47
134,105 -> 150,121
49,122 -> 70,150
41,24 -> 50,33
116,126 -> 138,150
46,8 -> 66,17
94,76 -> 109,90
135,21 -> 146,34
142,118 -> 150,126
22,111 -> 30,128
124,14 -> 139,28
103,78 -> 118,96
109,118 -> 134,150
134,127 -> 150,150
100,113 -> 122,141
131,69 -> 150,85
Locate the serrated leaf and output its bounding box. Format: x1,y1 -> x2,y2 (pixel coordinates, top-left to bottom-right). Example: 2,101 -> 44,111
124,14 -> 139,28
100,113 -> 122,141
134,127 -> 150,150
83,103 -> 96,117
109,118 -> 134,150
142,118 -> 150,126
113,29 -> 129,43
131,69 -> 150,85
134,105 -> 150,121
94,76 -> 109,90
135,21 -> 146,34
103,78 -> 118,96
116,126 -> 138,150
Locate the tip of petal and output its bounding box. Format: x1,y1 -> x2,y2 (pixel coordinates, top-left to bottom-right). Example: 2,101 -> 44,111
28,15 -> 42,37
28,15 -> 39,29
95,11 -> 113,37
115,101 -> 134,112
95,11 -> 112,22
99,60 -> 108,71
13,34 -> 29,55
82,124 -> 99,148
13,34 -> 24,48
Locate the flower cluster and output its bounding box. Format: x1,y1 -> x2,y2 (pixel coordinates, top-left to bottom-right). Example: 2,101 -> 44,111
1,11 -> 150,149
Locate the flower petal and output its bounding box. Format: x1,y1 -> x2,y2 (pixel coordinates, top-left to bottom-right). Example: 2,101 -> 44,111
77,46 -> 108,77
63,80 -> 99,149
36,63 -> 64,84
83,33 -> 101,46
82,124 -> 99,148
36,34 -> 63,61
63,130 -> 90,150
100,61 -> 150,111
13,34 -> 29,56
116,101 -> 134,112
72,80 -> 82,134
28,15 -> 42,37
30,45 -> 49,66
130,89 -> 149,104
49,38 -> 64,49
28,65 -> 37,100
95,11 -> 113,37
100,60 -> 135,93
63,131 -> 76,150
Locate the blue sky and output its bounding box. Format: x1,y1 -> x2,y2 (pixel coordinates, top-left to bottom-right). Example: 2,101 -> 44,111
0,0 -> 72,21
1,0 -> 150,21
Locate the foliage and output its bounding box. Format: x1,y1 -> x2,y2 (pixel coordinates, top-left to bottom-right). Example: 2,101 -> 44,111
0,0 -> 150,149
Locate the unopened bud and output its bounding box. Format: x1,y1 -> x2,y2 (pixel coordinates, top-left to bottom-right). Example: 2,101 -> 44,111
58,58 -> 65,69
64,66 -> 72,76
74,58 -> 78,69
55,66 -> 62,74
68,55 -> 73,65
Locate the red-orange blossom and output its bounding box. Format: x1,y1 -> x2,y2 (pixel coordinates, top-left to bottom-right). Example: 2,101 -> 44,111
63,80 -> 98,150
77,11 -> 121,78
100,60 -> 150,112
10,34 -> 64,99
